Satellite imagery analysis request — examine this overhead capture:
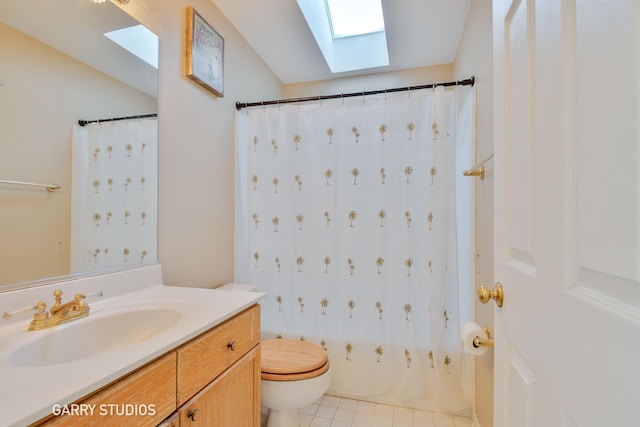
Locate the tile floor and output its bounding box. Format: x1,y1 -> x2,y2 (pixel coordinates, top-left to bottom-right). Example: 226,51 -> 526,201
296,394 -> 473,427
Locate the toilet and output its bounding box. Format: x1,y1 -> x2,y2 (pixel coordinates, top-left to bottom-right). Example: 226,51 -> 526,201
216,284 -> 332,426
260,339 -> 332,427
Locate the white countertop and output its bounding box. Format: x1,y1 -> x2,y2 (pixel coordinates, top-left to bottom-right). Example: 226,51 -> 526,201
0,265 -> 263,427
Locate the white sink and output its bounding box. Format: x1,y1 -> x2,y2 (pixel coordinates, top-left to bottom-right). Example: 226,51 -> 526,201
8,308 -> 181,367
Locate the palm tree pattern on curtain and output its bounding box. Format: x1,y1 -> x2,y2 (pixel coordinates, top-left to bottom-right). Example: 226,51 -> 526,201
238,88 -> 472,412
71,118 -> 158,273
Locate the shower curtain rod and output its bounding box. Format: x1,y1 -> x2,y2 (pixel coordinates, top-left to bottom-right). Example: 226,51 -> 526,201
235,76 -> 474,111
78,113 -> 158,127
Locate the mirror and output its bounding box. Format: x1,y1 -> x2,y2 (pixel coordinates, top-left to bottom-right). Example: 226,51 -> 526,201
0,0 -> 158,291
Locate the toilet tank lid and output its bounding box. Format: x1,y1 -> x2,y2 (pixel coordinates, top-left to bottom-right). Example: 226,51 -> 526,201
217,283 -> 257,292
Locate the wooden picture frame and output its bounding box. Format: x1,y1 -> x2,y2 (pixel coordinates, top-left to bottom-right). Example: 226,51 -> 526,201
185,6 -> 224,97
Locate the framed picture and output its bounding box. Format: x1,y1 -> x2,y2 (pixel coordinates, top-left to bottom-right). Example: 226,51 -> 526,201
185,6 -> 224,97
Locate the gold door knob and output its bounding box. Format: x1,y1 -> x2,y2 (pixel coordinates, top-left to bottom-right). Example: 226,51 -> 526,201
478,283 -> 504,308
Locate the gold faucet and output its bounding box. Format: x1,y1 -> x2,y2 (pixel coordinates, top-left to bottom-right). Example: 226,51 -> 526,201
2,289 -> 103,330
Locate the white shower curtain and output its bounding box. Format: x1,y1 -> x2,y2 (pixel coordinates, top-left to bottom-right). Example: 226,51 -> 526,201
71,118 -> 158,274
235,87 -> 475,414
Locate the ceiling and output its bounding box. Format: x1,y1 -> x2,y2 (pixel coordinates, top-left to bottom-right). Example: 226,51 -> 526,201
211,0 -> 471,84
0,0 -> 158,98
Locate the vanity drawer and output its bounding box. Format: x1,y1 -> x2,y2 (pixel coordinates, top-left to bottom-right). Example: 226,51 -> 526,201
176,305 -> 260,405
39,352 -> 176,426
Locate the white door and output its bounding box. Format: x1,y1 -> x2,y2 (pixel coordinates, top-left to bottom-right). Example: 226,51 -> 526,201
492,1 -> 640,426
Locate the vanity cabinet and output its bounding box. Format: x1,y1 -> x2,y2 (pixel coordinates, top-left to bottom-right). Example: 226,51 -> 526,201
177,306 -> 260,427
178,347 -> 260,426
34,305 -> 260,427
37,352 -> 177,427
176,305 -> 261,426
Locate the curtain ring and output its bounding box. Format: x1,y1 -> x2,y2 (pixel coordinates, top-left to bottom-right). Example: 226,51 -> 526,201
341,93 -> 344,104
362,91 -> 365,103
407,87 -> 411,98
384,88 -> 387,101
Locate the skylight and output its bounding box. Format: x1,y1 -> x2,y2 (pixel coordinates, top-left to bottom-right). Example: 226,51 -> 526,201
104,25 -> 158,69
325,0 -> 385,38
296,0 -> 389,73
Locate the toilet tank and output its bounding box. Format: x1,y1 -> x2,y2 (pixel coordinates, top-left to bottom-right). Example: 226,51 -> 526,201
217,283 -> 257,292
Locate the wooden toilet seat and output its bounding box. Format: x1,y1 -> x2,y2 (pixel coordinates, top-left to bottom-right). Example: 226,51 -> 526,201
261,339 -> 330,381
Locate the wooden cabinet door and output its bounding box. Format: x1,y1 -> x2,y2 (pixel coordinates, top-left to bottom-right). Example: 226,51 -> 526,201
179,346 -> 260,427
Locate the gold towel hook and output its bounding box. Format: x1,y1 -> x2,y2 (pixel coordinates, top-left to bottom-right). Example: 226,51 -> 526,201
463,154 -> 494,180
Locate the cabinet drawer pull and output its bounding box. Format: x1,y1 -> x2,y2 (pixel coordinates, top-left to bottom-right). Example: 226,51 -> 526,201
188,408 -> 200,421
227,340 -> 237,351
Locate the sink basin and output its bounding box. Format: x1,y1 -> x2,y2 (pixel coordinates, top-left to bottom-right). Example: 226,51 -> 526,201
8,308 -> 181,367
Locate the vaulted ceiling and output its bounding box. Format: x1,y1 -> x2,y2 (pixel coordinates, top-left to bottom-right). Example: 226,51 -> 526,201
212,0 -> 471,84
0,0 -> 157,97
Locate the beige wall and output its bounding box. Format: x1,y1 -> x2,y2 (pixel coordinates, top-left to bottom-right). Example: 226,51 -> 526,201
0,22 -> 156,286
124,0 -> 283,288
454,1 -> 494,426
283,64 -> 454,99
